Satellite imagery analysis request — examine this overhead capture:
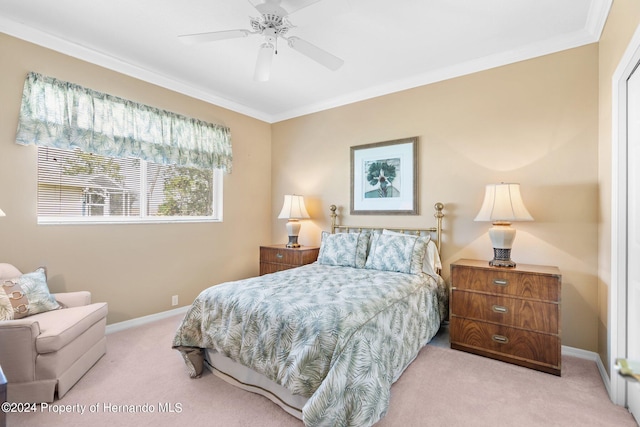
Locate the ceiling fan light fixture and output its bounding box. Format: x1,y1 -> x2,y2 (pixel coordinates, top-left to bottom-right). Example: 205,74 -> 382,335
181,0 -> 342,80
254,42 -> 275,82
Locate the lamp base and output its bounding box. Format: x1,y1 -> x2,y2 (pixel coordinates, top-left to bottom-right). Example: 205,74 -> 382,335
286,235 -> 300,248
285,220 -> 301,248
489,248 -> 516,268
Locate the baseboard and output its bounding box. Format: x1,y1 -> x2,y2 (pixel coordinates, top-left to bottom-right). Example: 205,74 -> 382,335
562,345 -> 611,397
105,306 -> 189,334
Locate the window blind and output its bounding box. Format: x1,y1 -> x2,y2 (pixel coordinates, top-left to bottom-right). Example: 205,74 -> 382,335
37,147 -> 218,222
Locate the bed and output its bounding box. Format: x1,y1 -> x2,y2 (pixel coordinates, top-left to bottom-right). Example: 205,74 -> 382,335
173,203 -> 447,427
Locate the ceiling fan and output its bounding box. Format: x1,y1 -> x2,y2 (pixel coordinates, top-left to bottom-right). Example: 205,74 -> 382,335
179,0 -> 344,81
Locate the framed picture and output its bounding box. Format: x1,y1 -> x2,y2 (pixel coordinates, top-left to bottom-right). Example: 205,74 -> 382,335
350,137 -> 418,215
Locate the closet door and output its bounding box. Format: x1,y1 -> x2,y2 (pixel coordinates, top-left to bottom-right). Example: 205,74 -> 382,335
626,62 -> 640,423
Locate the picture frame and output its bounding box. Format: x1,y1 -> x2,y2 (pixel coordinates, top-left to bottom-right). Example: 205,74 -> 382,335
350,137 -> 418,215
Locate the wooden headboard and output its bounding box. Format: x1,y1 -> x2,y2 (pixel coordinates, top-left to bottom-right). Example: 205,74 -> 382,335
329,202 -> 445,254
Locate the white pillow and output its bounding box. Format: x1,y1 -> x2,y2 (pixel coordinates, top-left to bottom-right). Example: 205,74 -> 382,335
382,229 -> 442,277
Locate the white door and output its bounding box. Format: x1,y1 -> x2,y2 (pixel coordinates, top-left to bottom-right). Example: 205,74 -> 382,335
626,63 -> 640,422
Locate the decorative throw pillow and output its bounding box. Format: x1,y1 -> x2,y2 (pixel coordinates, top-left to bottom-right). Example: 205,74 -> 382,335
0,267 -> 61,321
317,231 -> 370,268
382,229 -> 442,277
424,240 -> 442,276
365,233 -> 429,275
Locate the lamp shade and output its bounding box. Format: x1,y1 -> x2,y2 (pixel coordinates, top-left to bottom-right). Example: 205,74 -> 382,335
254,42 -> 275,82
278,195 -> 310,220
0,208 -> 5,217
474,183 -> 533,223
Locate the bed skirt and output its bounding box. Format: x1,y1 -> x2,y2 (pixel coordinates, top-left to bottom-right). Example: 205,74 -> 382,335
204,349 -> 308,420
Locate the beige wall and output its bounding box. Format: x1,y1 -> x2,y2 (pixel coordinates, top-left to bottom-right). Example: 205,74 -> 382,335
2,4 -> 635,360
0,33 -> 272,324
272,45 -> 600,351
597,0 -> 640,373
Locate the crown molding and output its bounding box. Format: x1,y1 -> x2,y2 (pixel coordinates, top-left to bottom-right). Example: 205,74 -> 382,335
586,0 -> 613,40
0,16 -> 273,123
1,0 -> 611,124
271,2 -> 610,122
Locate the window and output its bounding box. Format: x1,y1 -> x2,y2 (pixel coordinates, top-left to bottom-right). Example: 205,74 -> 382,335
16,72 -> 232,224
37,147 -> 222,224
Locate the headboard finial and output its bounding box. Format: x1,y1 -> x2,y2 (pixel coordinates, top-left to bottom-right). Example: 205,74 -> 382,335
434,202 -> 444,218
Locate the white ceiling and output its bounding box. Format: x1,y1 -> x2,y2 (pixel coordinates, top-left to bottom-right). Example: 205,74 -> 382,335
0,0 -> 611,123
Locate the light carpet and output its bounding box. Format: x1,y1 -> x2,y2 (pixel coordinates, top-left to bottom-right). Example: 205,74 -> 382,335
8,314 -> 636,426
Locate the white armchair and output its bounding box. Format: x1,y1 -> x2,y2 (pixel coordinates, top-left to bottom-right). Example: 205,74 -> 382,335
0,263 -> 107,402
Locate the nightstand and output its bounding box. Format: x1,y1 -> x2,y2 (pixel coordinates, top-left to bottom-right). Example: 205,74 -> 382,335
449,258 -> 562,375
259,245 -> 320,275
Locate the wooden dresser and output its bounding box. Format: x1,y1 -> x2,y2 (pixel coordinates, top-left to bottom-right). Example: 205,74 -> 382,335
450,258 -> 562,375
259,245 -> 320,275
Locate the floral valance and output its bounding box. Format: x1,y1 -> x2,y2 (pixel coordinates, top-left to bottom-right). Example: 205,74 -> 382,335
15,72 -> 232,172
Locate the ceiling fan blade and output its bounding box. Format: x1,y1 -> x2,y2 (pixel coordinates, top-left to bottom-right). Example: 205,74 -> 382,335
248,0 -> 322,16
178,29 -> 251,45
254,42 -> 275,81
287,36 -> 343,71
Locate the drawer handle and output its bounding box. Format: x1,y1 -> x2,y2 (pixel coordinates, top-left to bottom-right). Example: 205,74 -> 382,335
492,334 -> 509,344
492,305 -> 508,314
276,253 -> 284,259
493,279 -> 509,286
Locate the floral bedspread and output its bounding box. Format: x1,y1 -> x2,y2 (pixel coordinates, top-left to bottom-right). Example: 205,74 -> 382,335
172,263 -> 447,427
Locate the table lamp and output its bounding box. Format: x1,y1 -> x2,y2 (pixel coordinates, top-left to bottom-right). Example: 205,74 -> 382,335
278,195 -> 310,248
475,183 -> 533,267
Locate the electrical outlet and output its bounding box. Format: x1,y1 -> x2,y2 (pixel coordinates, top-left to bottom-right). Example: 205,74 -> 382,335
171,295 -> 179,306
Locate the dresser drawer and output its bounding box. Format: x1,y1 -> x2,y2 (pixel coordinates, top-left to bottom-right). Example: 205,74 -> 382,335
450,317 -> 561,374
259,245 -> 320,276
259,262 -> 289,275
451,289 -> 559,334
451,264 -> 560,302
260,246 -> 318,265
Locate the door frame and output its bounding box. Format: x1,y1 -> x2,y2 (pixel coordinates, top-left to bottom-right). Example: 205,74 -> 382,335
611,22 -> 640,407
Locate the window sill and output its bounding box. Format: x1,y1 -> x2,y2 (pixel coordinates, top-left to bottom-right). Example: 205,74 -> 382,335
38,217 -> 222,225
